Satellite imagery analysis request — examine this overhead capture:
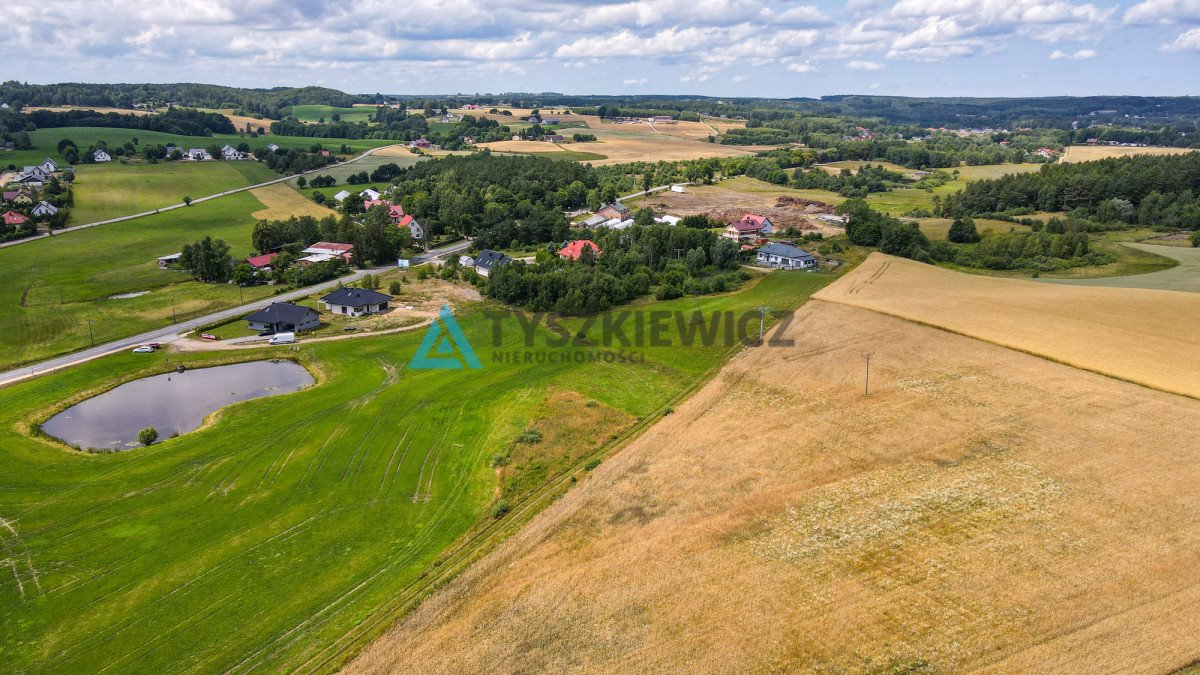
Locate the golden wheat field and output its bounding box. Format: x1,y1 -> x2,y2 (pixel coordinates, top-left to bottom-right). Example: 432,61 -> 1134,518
348,278 -> 1200,672
1060,145 -> 1196,162
814,254 -> 1200,399
249,183 -> 335,220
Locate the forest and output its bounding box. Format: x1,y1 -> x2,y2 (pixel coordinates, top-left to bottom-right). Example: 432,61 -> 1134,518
1,107 -> 235,136
939,152 -> 1200,229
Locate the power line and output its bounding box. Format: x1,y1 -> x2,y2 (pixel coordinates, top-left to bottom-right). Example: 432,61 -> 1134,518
861,351 -> 874,395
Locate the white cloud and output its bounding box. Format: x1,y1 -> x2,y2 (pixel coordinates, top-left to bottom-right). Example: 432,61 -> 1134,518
846,59 -> 885,69
1124,0 -> 1200,25
623,77 -> 648,85
1049,48 -> 1097,58
786,61 -> 816,73
1162,26 -> 1200,49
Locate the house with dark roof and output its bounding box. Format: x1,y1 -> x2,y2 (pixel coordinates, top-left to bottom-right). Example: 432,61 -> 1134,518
756,243 -> 817,270
2,189 -> 34,206
320,287 -> 392,317
31,201 -> 58,218
245,302 -> 320,333
473,249 -> 511,277
92,149 -> 112,162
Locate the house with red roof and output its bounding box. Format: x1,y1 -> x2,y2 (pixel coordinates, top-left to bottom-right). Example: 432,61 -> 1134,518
3,211 -> 30,226
723,214 -> 773,243
558,239 -> 601,261
245,252 -> 279,270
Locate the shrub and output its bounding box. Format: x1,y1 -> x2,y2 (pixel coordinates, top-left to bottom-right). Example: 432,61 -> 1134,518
583,458 -> 602,471
388,280 -> 402,294
515,428 -> 543,444
138,427 -> 158,446
491,499 -> 510,519
1192,231 -> 1200,247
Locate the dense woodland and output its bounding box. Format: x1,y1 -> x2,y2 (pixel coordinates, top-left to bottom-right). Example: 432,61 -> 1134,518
1,107 -> 235,136
940,152 -> 1200,229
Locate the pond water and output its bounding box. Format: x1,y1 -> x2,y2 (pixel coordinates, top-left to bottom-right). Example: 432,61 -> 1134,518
42,360 -> 314,450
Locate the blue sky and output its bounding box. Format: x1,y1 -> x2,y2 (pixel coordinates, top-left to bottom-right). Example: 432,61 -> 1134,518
5,0 -> 1200,97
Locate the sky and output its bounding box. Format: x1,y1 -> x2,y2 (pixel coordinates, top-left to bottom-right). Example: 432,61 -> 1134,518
5,0 -> 1200,98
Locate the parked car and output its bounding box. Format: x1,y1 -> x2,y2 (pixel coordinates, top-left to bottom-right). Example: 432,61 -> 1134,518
268,332 -> 295,345
145,342 -> 161,349
200,333 -> 218,341
343,325 -> 357,332
132,346 -> 155,354
258,329 -> 276,337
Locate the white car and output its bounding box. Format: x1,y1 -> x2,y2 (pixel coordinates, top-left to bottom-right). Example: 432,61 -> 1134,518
132,345 -> 155,353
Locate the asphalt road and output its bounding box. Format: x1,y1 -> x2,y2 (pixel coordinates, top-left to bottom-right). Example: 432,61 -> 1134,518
0,144 -> 408,250
0,239 -> 470,387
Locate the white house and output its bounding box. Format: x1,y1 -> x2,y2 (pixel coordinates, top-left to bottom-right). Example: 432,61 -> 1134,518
320,287 -> 392,317
473,249 -> 512,277
756,243 -> 817,270
458,255 -> 476,268
266,143 -> 280,152
221,144 -> 244,160
186,148 -> 211,161
332,190 -> 352,203
31,201 -> 58,217
19,166 -> 51,182
93,149 -> 112,162
38,158 -> 60,174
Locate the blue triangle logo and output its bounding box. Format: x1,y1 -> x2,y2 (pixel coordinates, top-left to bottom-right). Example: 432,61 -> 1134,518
408,305 -> 482,370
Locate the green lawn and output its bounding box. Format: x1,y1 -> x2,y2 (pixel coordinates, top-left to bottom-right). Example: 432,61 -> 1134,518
1039,241 -> 1198,290
70,161 -> 277,223
0,192 -> 279,370
0,270 -> 832,672
289,152 -> 422,187
289,105 -> 376,124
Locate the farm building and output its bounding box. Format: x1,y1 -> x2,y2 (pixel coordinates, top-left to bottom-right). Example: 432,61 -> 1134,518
320,287 -> 391,317
333,190 -> 352,203
301,242 -> 353,260
157,252 -> 182,268
245,253 -> 279,270
581,214 -> 607,227
473,249 -> 512,277
756,243 -> 817,270
92,149 -> 112,162
245,302 -> 320,333
360,188 -> 382,201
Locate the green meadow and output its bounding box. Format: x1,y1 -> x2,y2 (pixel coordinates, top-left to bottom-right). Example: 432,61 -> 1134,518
289,105 -> 376,124
70,161 -> 277,223
0,270 -> 833,672
0,192 -> 277,370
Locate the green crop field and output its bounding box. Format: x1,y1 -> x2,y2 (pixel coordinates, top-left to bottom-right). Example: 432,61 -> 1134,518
0,270 -> 832,672
70,161 -> 277,223
1040,242 -> 1200,291
291,152 -> 422,187
0,192 -> 278,370
289,105 -> 376,124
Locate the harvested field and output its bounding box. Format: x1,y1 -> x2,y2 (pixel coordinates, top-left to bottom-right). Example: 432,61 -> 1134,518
25,105 -> 153,116
371,145 -> 418,158
348,287 -> 1200,673
479,128 -> 754,165
815,254 -> 1200,399
1061,146 -> 1197,163
249,183 -> 336,220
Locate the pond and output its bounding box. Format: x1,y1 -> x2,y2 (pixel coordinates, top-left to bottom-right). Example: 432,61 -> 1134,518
42,360 -> 314,450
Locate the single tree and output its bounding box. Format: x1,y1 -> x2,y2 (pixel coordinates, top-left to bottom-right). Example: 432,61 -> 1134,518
138,427 -> 158,446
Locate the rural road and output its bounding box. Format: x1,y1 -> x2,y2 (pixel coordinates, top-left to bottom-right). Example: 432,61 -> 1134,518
0,239 -> 471,387
0,144 -> 410,250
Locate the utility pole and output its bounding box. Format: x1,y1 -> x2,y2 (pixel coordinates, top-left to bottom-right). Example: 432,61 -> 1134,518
862,351 -> 874,395
87,319 -> 94,348
171,296 -> 177,324
757,305 -> 770,342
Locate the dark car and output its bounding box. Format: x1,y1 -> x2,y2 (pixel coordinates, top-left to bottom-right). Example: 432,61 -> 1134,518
258,329 -> 276,337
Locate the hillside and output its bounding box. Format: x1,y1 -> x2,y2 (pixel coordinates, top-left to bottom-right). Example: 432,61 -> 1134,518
348,258 -> 1200,672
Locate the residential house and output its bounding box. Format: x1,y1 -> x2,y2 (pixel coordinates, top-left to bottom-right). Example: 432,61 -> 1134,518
473,249 -> 511,277
595,202 -> 630,221
527,114 -> 543,125
301,242 -> 354,260
38,158 -> 60,174
2,189 -> 34,206
332,189 -> 352,204
3,211 -> 30,226
93,149 -> 112,162
19,165 -> 51,183
320,150 -> 331,157
558,239 -> 601,261
397,214 -> 424,240
245,302 -> 320,333
648,115 -> 675,124
245,252 -> 279,270
545,135 -> 565,143
266,143 -> 280,152
220,144 -> 244,160
363,198 -> 389,210
31,201 -> 58,218
756,243 -> 817,270
723,215 -> 773,242
165,144 -> 177,156
541,117 -> 561,125
458,254 -> 476,268
320,287 -> 391,317
409,139 -> 433,149
1035,147 -> 1057,159
186,148 -> 211,161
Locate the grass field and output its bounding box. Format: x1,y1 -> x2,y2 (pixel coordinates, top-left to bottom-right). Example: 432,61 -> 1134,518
288,149 -> 421,187
69,161 -> 277,223
0,127 -> 396,168
1060,145 -> 1197,163
1040,241 -> 1200,292
477,124 -> 757,166
0,192 -> 278,370
290,105 -> 375,124
249,182 -> 337,220
351,262 -> 1200,673
0,270 -> 832,672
